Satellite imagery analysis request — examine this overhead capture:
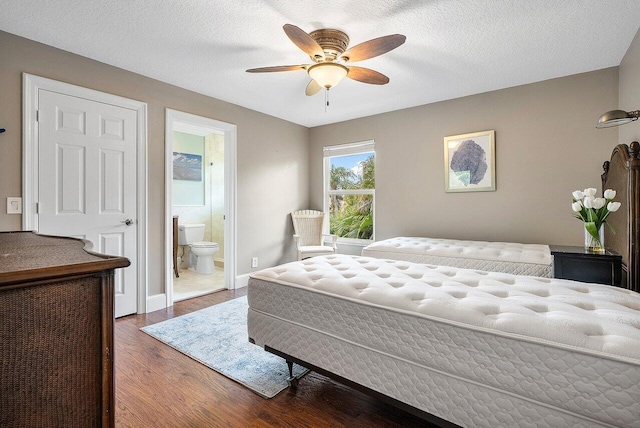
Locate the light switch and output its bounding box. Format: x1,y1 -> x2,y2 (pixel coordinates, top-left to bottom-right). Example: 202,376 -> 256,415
7,197 -> 22,214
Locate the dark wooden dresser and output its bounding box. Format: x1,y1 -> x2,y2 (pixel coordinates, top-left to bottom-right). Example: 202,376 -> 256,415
0,231 -> 130,427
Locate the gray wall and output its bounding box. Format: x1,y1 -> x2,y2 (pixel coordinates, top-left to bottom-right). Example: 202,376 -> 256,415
309,68 -> 619,248
0,30 -> 309,296
619,28 -> 640,144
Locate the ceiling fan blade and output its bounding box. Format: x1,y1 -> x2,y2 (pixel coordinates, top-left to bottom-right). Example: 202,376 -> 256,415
305,80 -> 322,96
246,65 -> 306,73
347,67 -> 390,85
341,34 -> 406,63
283,24 -> 325,60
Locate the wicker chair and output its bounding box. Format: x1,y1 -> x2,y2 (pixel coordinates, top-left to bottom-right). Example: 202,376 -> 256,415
291,210 -> 338,260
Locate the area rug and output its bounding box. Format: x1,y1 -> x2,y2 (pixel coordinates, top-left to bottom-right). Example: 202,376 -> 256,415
140,296 -> 307,398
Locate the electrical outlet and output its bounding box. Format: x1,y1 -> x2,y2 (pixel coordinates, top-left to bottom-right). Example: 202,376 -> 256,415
6,197 -> 22,214
251,257 -> 258,268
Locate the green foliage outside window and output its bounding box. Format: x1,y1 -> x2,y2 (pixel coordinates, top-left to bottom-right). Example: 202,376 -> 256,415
329,155 -> 374,239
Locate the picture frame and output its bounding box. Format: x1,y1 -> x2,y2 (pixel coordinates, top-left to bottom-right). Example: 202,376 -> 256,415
444,130 -> 495,192
173,152 -> 203,181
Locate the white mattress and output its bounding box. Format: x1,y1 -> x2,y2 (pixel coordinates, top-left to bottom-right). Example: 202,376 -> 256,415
247,255 -> 640,427
362,237 -> 553,277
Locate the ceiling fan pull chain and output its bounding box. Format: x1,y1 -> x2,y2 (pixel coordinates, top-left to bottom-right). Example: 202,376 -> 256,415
325,89 -> 328,112
325,89 -> 330,112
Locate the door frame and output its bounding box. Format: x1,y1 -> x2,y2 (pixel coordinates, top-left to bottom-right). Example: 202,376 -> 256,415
165,108 -> 237,306
22,73 -> 148,314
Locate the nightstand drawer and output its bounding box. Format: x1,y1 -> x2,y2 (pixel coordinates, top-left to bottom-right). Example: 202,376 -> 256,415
550,245 -> 622,286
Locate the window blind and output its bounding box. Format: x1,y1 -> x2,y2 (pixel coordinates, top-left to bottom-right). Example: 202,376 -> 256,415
323,140 -> 375,157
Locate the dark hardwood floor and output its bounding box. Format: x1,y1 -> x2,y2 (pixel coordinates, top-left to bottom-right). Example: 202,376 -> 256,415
115,288 -> 429,427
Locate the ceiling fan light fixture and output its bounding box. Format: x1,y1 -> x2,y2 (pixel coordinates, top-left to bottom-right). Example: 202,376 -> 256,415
596,109 -> 640,128
247,24 -> 405,96
308,63 -> 348,89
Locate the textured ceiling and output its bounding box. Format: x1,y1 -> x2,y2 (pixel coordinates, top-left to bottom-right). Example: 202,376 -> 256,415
1,1 -> 639,127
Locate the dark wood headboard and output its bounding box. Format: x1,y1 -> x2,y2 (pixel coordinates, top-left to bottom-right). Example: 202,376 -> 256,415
601,141 -> 640,292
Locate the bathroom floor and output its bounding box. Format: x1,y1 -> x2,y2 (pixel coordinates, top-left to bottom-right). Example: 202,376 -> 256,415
173,266 -> 226,302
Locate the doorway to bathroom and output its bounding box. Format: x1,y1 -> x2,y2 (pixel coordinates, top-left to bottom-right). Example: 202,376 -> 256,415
165,109 -> 236,305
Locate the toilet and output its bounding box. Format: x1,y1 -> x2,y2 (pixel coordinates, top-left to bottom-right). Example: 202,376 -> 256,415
177,223 -> 219,275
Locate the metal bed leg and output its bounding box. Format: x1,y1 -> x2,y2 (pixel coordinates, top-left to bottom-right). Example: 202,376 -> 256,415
286,360 -> 298,389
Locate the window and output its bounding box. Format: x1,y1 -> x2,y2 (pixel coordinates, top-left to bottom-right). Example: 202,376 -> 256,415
323,141 -> 375,242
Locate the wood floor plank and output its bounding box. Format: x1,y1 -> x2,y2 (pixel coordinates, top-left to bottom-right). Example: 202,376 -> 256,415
115,288 -> 430,427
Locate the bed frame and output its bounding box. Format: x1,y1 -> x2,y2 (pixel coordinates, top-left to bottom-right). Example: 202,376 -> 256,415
601,141 -> 640,292
262,344 -> 458,427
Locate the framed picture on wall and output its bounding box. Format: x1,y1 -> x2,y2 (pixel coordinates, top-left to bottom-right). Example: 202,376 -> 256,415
443,130 -> 495,192
173,152 -> 203,181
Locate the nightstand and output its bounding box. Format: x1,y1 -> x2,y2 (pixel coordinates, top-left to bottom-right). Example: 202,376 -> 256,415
550,245 -> 622,287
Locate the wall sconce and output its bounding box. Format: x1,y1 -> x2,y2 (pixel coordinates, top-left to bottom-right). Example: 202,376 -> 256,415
596,110 -> 640,128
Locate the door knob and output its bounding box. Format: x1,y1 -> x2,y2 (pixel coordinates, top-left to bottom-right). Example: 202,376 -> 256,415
121,219 -> 135,226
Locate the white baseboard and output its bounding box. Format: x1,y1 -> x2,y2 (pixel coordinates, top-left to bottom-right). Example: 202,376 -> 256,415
146,293 -> 167,313
235,273 -> 250,289
147,276 -> 248,311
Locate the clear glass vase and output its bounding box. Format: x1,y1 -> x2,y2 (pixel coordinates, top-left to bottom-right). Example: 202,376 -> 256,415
584,224 -> 605,253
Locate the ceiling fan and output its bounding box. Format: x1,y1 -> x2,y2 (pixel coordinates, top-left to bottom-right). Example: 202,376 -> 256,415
246,24 -> 406,96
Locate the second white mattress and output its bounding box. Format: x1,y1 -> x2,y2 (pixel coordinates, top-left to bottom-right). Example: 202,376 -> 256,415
362,236 -> 552,277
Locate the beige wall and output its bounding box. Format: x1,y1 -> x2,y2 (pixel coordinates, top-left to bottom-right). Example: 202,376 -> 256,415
309,68 -> 619,247
0,27 -> 633,298
0,30 -> 309,296
619,28 -> 640,144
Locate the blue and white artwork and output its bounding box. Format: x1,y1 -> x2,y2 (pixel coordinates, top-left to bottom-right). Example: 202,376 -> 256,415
444,130 -> 495,193
173,152 -> 202,181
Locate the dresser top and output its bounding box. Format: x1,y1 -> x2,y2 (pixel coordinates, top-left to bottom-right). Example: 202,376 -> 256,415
0,231 -> 130,285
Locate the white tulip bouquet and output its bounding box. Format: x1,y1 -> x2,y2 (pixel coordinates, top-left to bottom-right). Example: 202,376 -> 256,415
571,188 -> 621,249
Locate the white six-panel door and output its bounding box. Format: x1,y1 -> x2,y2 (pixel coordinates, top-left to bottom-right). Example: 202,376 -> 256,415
37,89 -> 138,317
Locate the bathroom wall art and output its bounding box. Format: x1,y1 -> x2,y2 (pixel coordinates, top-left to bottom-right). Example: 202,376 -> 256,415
173,152 -> 203,181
